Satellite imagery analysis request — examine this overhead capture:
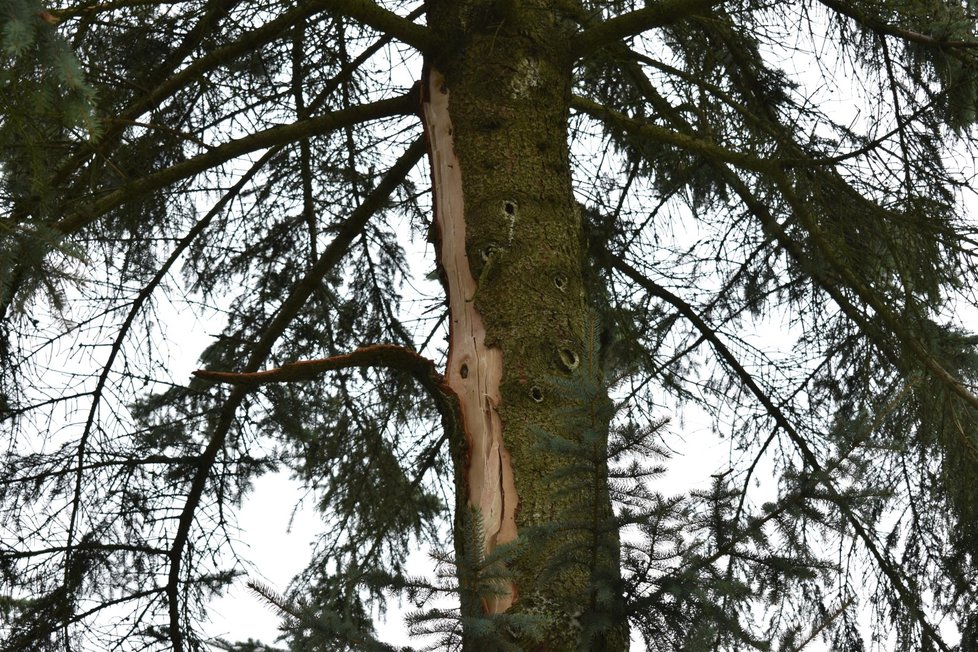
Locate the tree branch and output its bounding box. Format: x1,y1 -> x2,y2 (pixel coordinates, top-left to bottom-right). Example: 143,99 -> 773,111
3,543 -> 168,560
62,144 -> 277,593
50,0 -> 343,188
164,137 -> 426,652
322,0 -> 436,53
572,0 -> 725,59
612,257 -> 952,651
817,0 -> 978,51
55,93 -> 417,236
571,94 -> 780,173
602,31 -> 978,417
769,168 -> 978,415
194,344 -> 447,393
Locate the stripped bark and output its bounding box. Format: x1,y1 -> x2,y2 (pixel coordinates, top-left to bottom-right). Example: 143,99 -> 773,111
420,67 -> 518,613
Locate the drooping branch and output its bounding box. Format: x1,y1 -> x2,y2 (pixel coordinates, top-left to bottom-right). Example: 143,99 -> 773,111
164,137 -> 425,652
573,93 -> 896,172
590,39 -> 978,416
618,45 -> 938,168
685,18 -> 978,413
62,144 -> 278,592
769,169 -> 978,415
190,360 -> 458,648
611,256 -> 952,651
817,0 -> 978,51
572,0 -> 725,59
571,95 -> 781,173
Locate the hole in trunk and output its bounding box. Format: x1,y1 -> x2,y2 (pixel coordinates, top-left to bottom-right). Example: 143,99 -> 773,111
558,347 -> 580,371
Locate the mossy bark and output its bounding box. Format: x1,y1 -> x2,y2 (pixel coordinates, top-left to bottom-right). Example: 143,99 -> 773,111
424,1 -> 628,649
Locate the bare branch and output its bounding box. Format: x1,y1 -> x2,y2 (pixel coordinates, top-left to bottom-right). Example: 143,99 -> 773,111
194,344 -> 444,389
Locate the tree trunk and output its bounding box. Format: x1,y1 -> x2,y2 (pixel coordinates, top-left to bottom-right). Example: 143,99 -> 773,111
422,2 -> 627,649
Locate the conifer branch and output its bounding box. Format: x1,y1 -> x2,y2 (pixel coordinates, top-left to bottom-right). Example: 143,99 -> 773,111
670,12 -> 978,413
3,543 -> 169,559
571,95 -> 781,173
48,0 -> 362,187
164,138 -> 425,652
55,94 -> 417,236
61,145 -> 276,595
245,579 -> 301,622
606,27 -> 978,417
46,0 -> 198,19
572,0 -> 725,58
817,0 -> 978,51
1,453 -> 204,485
769,169 -> 978,415
611,258 -> 952,651
621,45 -> 939,167
321,0 -> 435,53
785,595 -> 855,652
194,347 -> 463,505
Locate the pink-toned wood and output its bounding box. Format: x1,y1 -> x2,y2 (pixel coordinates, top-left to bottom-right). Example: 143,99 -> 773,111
421,67 -> 518,613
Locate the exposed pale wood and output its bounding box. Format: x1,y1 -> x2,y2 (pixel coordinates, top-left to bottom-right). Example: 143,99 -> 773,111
421,67 -> 518,613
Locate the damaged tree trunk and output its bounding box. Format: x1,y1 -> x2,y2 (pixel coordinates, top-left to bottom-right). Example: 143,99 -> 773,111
422,66 -> 520,615
422,2 -> 628,648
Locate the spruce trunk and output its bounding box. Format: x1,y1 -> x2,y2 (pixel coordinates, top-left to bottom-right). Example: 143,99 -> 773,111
423,3 -> 627,649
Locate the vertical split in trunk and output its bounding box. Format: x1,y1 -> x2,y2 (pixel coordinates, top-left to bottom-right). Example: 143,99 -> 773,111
423,1 -> 628,648
421,67 -> 519,614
